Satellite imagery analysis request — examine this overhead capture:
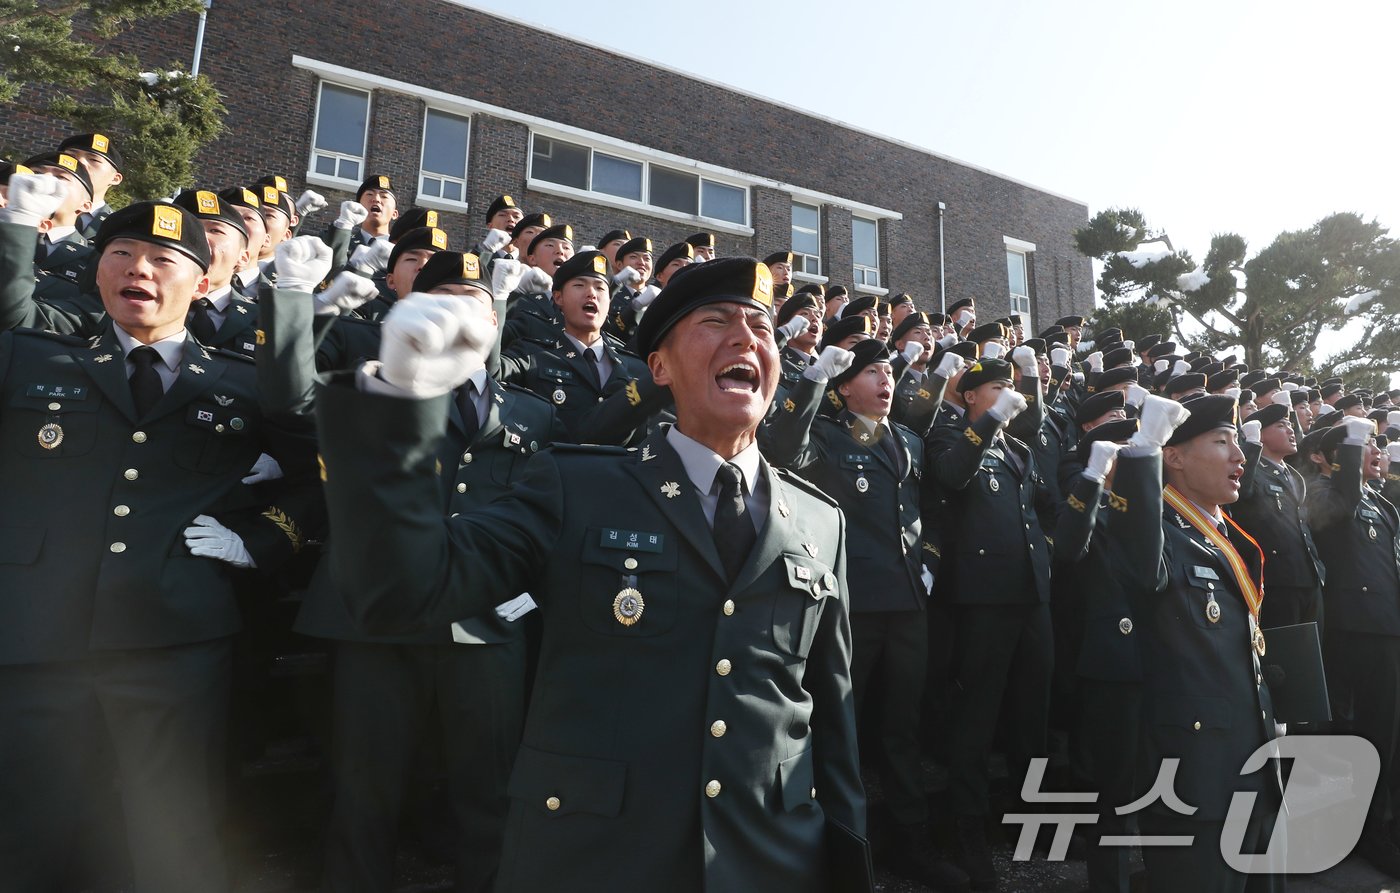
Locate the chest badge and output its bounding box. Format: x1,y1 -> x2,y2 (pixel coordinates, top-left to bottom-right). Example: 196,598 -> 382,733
613,588 -> 645,626
988,477 -> 1000,492
552,388 -> 566,405
37,422 -> 63,450
1205,594 -> 1221,624
855,475 -> 870,493
1370,527 -> 1379,541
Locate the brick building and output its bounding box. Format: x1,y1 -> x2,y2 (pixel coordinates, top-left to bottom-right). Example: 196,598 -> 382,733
6,0 -> 1093,327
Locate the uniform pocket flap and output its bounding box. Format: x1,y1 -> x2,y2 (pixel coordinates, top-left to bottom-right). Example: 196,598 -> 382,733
0,526 -> 44,565
777,750 -> 816,812
783,553 -> 836,598
1153,694 -> 1233,731
506,745 -> 627,818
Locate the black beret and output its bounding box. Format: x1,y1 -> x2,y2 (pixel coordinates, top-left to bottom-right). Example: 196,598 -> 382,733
826,285 -> 849,300
654,241 -> 696,272
356,174 -> 394,197
255,183 -> 294,221
0,160 -> 32,184
831,337 -> 894,388
1183,351 -> 1205,363
762,250 -> 793,267
1239,389 -> 1255,404
390,208 -> 441,242
387,227 -> 448,271
1321,377 -> 1343,387
485,194 -> 518,222
1316,422 -> 1359,458
927,312 -> 949,327
844,294 -> 881,318
634,257 -> 775,356
1188,357 -> 1215,374
218,186 -> 260,212
1166,372 -> 1210,395
820,314 -> 876,349
946,297 -> 973,315
23,152 -> 94,199
1022,337 -> 1047,356
1166,395 -> 1239,447
891,311 -> 932,343
945,340 -> 980,361
685,232 -> 715,250
1240,371 -> 1268,388
1077,418 -> 1140,463
876,301 -> 891,317
1289,389 -> 1309,406
1076,390 -> 1127,427
1308,389 -> 1322,402
1206,368 -> 1240,392
95,201 -> 211,272
1250,402 -> 1290,429
253,174 -> 290,194
172,189 -> 248,240
888,292 -> 915,307
527,223 -> 573,255
513,213 -> 552,237
1146,341 -> 1178,360
597,228 -> 631,247
774,291 -> 822,327
550,250 -> 611,292
958,358 -> 1015,393
412,251 -> 489,294
1335,394 -> 1366,412
616,237 -> 653,260
794,282 -> 826,298
1043,328 -> 1070,348
57,132 -> 123,172
1093,366 -> 1138,391
1320,383 -> 1344,398
1055,315 -> 1085,328
1137,334 -> 1163,351
1094,327 -> 1124,345
1103,347 -> 1134,369
967,322 -> 1007,344
1368,408 -> 1391,425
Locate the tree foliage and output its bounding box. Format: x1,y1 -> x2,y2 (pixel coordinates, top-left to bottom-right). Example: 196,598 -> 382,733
1074,207 -> 1400,376
2,0 -> 225,203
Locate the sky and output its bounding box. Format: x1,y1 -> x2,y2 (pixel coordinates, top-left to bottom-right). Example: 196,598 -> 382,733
460,0 -> 1400,310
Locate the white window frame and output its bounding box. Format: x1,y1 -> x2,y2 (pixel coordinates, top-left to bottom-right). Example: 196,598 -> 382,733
852,216 -> 881,289
416,106 -> 472,211
528,131 -> 752,232
790,202 -> 822,276
306,81 -> 371,190
1005,236 -> 1036,316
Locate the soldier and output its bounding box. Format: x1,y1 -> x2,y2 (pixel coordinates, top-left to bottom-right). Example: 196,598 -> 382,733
763,249 -> 793,288
58,133 -> 123,240
468,195 -> 525,262
773,290 -> 823,392
596,227 -> 631,265
823,284 -> 850,322
506,211 -> 551,262
0,192 -> 317,892
502,222 -> 573,347
315,256 -> 869,891
686,231 -> 716,262
603,235 -> 651,344
171,189 -> 263,358
254,182 -> 298,269
355,225 -> 450,322
221,187 -> 269,299
23,152 -> 96,284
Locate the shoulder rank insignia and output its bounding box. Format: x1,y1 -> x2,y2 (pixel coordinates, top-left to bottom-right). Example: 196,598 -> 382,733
93,353 -> 114,363
964,427 -> 983,447
234,304 -> 249,315
1108,492 -> 1128,512
641,444 -> 655,462
1067,494 -> 1086,512
565,351 -> 576,359
188,364 -> 205,374
777,498 -> 790,517
783,398 -> 796,413
626,380 -> 641,407
802,542 -> 818,557
660,481 -> 681,499
88,335 -> 102,349
859,431 -> 871,443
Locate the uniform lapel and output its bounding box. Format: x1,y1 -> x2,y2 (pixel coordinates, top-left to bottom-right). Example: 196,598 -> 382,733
212,297 -> 257,346
730,461 -> 799,594
144,336 -> 228,423
476,377 -> 507,443
74,326 -> 138,423
626,430 -> 726,582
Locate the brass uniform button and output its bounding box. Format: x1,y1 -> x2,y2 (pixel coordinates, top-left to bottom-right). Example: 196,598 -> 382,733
715,659 -> 732,676
47,402 -> 60,411
124,468 -> 139,481
109,542 -> 126,553
705,780 -> 721,798
624,557 -> 638,570
462,452 -> 473,464
546,796 -> 560,811
710,720 -> 727,738
1118,618 -> 1133,635
132,431 -> 147,443
113,505 -> 130,517
1193,721 -> 1201,731
722,600 -> 735,616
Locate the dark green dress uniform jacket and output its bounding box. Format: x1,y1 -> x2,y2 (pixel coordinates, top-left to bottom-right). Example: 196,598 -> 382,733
1307,444 -> 1400,636
199,292 -> 262,360
316,384 -> 866,893
1230,441 -> 1325,592
0,324 -> 315,664
502,286 -> 563,348
497,334 -> 653,445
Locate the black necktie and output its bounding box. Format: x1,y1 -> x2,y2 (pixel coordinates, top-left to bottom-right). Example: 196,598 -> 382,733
457,380 -> 481,441
713,463 -> 757,582
877,425 -> 902,476
189,298 -> 218,345
128,346 -> 164,418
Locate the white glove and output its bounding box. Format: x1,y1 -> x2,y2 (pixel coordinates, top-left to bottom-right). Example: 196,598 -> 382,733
348,238 -> 392,276
1387,442 -> 1400,463
489,257 -> 524,302
0,173 -> 67,227
981,342 -> 1005,360
901,341 -> 924,364
1171,359 -> 1190,377
632,283 -> 662,311
935,333 -> 958,349
185,514 -> 256,569
333,200 -> 367,230
379,292 -> 496,398
519,265 -> 554,294
1224,387 -> 1242,399
986,388 -> 1028,424
1241,420 -> 1262,444
1270,391 -> 1292,408
1083,440 -> 1121,484
482,227 -> 512,253
1128,395 -> 1191,450
919,566 -> 934,595
1316,403 -> 1338,417
241,452 -> 285,484
1086,351 -> 1104,373
313,270 -> 379,316
273,235 -> 333,293
1282,382 -> 1299,391
934,351 -> 965,379
778,316 -> 810,343
1123,339 -> 1135,353
296,189 -> 328,215
1050,347 -> 1071,367
1125,383 -> 1150,409
493,593 -> 538,622
1342,416 -> 1375,446
804,345 -> 855,383
1153,359 -> 1170,374
955,308 -> 975,326
612,266 -> 643,288
1386,410 -> 1400,430
1010,345 -> 1037,375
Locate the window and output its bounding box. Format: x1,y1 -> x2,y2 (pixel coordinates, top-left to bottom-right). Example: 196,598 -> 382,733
852,217 -> 880,288
791,203 -> 821,275
310,82 -> 370,183
529,133 -> 748,226
1007,249 -> 1031,314
419,108 -> 470,204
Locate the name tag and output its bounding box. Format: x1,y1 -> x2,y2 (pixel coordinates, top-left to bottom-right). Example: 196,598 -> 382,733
1267,483 -> 1284,494
27,384 -> 88,400
600,529 -> 664,553
1192,565 -> 1220,581
1361,508 -> 1380,520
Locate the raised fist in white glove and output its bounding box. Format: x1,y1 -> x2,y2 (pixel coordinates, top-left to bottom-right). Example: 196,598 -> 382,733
1171,359 -> 1190,377
777,315 -> 810,343
934,351 -> 966,379
379,292 -> 496,398
1270,390 -> 1292,408
333,200 -> 367,230
1129,394 -> 1191,450
1241,420 -> 1262,444
1223,387 -> 1242,399
0,173 -> 67,227
936,333 -> 958,349
986,388 -> 1028,424
1050,347 -> 1071,367
349,238 -> 392,276
1126,383 -> 1149,409
955,308 -> 975,327
1388,442 -> 1400,464
612,266 -> 643,289
1086,351 -> 1104,373
1153,358 -> 1170,374
1010,345 -> 1037,375
632,283 -> 662,311
296,189 -> 328,215
1342,416 -> 1376,445
901,341 -> 925,364
1388,410 -> 1400,430
981,342 -> 1005,361
804,345 -> 855,382
481,228 -> 512,254
1084,440 -> 1121,484
185,514 -> 256,568
274,235 -> 333,293
314,270 -> 380,316
1316,403 -> 1338,418
519,265 -> 554,294
242,452 -> 285,484
489,257 -> 524,302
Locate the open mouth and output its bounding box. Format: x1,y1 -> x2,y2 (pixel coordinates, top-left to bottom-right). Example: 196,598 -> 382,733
119,286 -> 154,302
368,203 -> 384,215
581,300 -> 600,315
717,362 -> 759,393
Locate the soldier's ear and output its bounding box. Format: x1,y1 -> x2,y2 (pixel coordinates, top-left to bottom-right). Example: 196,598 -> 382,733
648,349 -> 672,388
109,170 -> 123,188
1162,444 -> 1187,471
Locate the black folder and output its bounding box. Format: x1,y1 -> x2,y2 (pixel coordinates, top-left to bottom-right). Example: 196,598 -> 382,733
1261,621 -> 1330,724
826,817 -> 875,893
